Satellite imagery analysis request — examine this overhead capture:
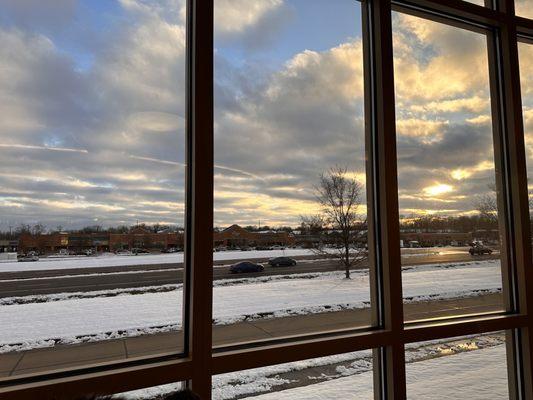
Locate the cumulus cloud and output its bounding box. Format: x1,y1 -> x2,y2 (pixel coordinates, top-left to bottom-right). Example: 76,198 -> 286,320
215,0 -> 292,49
0,0 -> 306,228
0,0 -> 509,229
396,118 -> 448,143
215,0 -> 283,34
0,0 -> 77,31
392,12 -> 498,217
0,1 -> 188,228
213,38 -> 367,225
393,13 -> 489,104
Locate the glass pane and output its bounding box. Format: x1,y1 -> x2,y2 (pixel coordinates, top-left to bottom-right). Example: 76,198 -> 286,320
214,350 -> 373,399
518,42 -> 533,203
516,0 -> 533,19
0,0 -> 186,376
405,332 -> 509,399
518,42 -> 533,252
213,0 -> 370,346
392,13 -> 505,322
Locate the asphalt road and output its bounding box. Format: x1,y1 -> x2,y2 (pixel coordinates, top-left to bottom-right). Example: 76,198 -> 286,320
0,251 -> 499,298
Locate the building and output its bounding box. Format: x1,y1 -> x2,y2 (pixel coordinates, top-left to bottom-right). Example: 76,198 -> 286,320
109,227 -> 183,251
214,225 -> 294,248
0,239 -> 18,253
18,232 -> 68,253
18,228 -> 184,254
399,231 -> 473,247
68,233 -> 110,252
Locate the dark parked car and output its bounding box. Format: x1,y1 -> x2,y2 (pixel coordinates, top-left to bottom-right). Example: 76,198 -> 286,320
75,249 -> 95,256
469,243 -> 493,255
255,246 -> 273,250
132,248 -> 150,255
268,257 -> 297,267
17,253 -> 39,262
229,261 -> 264,274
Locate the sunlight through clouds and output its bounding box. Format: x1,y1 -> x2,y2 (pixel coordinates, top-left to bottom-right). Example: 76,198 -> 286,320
393,11 -> 496,219
0,0 -> 504,229
423,184 -> 454,197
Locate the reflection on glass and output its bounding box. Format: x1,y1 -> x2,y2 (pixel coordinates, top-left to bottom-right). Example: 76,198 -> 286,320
0,0 -> 185,376
213,0 -> 369,347
518,43 -> 533,253
463,0 -> 487,6
516,0 -> 533,19
392,12 -> 504,322
405,332 -> 509,399
214,350 -> 373,399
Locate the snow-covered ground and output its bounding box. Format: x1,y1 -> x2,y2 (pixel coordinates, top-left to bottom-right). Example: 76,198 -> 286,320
0,247 -> 474,273
0,249 -> 316,272
247,344 -> 507,399
117,334 -> 507,400
0,260 -> 502,352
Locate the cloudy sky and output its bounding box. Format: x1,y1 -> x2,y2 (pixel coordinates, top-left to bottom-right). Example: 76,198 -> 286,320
0,0 -> 531,230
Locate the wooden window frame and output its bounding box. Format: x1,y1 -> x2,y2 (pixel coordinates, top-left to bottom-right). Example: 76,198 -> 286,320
1,0 -> 533,398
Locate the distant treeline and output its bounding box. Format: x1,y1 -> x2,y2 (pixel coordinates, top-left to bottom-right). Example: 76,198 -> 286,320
0,223 -> 184,240
0,214 -> 504,241
399,215 -> 499,233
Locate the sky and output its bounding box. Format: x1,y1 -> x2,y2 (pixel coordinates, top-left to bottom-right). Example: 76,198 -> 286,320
0,0 -> 531,230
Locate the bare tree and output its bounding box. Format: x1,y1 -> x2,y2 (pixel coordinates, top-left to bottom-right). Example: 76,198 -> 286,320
474,183 -> 533,224
31,223 -> 46,236
303,166 -> 367,279
475,192 -> 498,224
299,215 -> 325,234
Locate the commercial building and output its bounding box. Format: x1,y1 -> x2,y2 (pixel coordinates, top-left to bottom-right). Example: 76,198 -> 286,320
214,224 -> 294,248
18,227 -> 184,254
399,232 -> 473,247
18,232 -> 68,254
0,239 -> 18,253
109,227 -> 183,251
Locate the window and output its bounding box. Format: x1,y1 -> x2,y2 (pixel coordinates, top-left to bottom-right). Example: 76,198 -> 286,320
405,332 -> 510,399
0,0 -> 186,378
1,1 -> 533,400
392,12 -> 505,322
518,41 -> 533,213
213,350 -> 374,399
515,0 -> 533,19
213,0 -> 370,347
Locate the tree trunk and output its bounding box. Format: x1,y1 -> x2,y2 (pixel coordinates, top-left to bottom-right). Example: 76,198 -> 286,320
344,245 -> 350,279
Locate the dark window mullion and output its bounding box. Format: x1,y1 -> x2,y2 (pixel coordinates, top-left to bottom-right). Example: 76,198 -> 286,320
185,0 -> 214,398
364,0 -> 406,398
494,0 -> 533,398
485,9 -> 523,399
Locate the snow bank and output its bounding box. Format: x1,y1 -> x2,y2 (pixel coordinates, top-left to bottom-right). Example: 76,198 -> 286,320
118,333 -> 506,400
248,344 -> 507,399
0,260 -> 502,352
0,253 -> 17,263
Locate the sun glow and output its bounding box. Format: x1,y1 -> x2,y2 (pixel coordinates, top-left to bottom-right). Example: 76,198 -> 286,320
450,169 -> 472,180
423,184 -> 453,197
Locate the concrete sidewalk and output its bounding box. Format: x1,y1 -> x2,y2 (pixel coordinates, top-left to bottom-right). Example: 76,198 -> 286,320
0,293 -> 502,378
